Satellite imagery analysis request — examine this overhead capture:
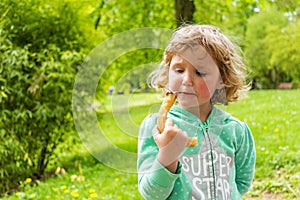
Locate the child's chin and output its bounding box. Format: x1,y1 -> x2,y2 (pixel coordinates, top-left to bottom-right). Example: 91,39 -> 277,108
179,101 -> 199,110
178,95 -> 198,103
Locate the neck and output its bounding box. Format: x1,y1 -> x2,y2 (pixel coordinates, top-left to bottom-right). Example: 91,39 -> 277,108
199,103 -> 212,122
184,102 -> 212,122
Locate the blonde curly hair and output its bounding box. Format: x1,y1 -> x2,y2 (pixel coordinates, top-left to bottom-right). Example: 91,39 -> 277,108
148,24 -> 250,104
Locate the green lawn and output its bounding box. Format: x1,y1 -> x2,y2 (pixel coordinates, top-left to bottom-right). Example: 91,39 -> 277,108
2,90 -> 300,199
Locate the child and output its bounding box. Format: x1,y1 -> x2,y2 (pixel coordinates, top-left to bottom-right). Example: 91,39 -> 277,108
137,24 -> 256,200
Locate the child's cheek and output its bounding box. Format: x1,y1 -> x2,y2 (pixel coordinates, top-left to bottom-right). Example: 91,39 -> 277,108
197,80 -> 211,99
168,73 -> 181,91
168,80 -> 180,92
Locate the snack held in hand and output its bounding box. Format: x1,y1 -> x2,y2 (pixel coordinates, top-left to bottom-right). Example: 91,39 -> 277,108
157,91 -> 176,133
157,91 -> 198,147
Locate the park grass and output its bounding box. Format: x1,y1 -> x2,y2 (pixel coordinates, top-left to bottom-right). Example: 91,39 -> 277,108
2,90 -> 300,199
225,90 -> 300,199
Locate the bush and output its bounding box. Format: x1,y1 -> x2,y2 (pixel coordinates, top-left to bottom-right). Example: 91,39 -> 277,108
0,0 -> 84,52
0,38 -> 84,195
0,0 -> 86,195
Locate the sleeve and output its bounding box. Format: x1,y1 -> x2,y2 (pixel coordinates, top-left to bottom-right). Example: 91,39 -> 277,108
137,114 -> 180,200
235,122 -> 256,195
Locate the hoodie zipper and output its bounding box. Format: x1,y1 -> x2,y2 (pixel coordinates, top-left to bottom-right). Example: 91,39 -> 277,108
203,121 -> 217,200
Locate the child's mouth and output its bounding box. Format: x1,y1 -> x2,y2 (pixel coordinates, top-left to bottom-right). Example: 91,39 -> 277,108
176,91 -> 196,96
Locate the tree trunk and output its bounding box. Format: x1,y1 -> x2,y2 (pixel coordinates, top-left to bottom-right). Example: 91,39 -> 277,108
174,0 -> 196,27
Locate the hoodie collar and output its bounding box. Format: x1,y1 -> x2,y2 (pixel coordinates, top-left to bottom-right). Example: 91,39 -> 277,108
169,105 -> 230,128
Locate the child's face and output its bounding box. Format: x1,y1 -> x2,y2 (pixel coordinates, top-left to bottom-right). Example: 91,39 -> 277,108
168,46 -> 224,110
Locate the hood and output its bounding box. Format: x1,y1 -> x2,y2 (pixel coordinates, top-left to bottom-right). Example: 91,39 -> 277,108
168,105 -> 231,129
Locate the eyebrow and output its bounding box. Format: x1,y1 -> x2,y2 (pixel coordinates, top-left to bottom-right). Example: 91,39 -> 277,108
170,60 -> 186,67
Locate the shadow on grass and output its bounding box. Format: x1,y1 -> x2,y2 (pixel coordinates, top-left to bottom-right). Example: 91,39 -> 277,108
59,139 -> 138,174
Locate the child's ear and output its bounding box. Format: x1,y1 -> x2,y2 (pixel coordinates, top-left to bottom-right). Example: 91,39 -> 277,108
216,80 -> 225,89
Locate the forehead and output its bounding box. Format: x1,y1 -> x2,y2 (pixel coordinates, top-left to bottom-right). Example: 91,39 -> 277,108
171,46 -> 218,71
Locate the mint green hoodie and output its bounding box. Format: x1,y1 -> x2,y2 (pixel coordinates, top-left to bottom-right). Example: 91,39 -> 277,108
138,106 -> 255,200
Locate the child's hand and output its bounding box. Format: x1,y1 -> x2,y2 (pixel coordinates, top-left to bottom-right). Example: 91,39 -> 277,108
152,118 -> 188,169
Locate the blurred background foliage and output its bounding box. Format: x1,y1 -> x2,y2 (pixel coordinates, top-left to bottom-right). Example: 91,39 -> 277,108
0,0 -> 88,194
0,0 -> 300,196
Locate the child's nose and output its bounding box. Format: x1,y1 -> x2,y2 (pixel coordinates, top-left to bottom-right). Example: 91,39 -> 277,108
182,72 -> 193,86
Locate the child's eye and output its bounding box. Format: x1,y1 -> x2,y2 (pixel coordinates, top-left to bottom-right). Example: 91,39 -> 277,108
174,68 -> 184,73
196,71 -> 207,77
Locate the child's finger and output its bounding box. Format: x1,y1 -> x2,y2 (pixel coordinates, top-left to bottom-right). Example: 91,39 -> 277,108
165,118 -> 173,128
152,126 -> 160,137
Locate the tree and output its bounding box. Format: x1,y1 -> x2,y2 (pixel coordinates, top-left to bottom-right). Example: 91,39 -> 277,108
266,20 -> 300,84
244,9 -> 289,88
91,0 -> 176,94
174,0 -> 196,27
90,0 -> 300,91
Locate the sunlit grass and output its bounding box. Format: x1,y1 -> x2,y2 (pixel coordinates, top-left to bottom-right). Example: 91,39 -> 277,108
2,90 -> 300,199
3,151 -> 142,200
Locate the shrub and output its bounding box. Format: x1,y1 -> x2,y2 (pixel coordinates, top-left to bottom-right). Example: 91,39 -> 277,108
0,38 -> 84,194
0,0 -> 86,195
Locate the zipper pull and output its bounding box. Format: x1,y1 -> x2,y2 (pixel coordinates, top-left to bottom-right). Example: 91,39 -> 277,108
203,121 -> 209,130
